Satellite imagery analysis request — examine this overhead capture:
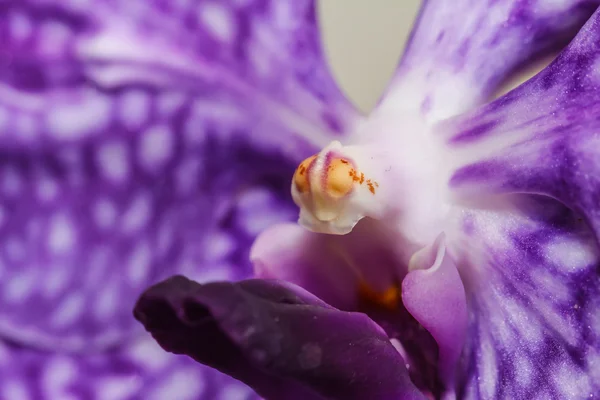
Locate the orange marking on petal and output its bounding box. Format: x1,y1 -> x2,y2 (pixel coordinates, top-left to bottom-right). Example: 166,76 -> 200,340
358,281 -> 400,311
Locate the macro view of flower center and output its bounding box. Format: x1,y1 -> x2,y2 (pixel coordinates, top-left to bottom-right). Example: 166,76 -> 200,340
4,0 -> 600,399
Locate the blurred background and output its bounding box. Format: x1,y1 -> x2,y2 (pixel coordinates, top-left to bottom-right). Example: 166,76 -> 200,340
319,0 -> 550,113
319,1 -> 419,113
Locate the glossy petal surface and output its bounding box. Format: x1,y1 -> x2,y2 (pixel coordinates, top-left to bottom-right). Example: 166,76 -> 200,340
382,0 -> 600,120
0,0 -> 359,353
134,275 -> 425,400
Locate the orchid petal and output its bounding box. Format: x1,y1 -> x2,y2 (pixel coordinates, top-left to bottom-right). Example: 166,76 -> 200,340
443,196 -> 600,398
380,0 -> 600,121
443,8 -> 600,240
0,0 -> 360,353
403,233 -> 467,387
0,338 -> 257,399
134,275 -> 425,400
251,222 -> 443,396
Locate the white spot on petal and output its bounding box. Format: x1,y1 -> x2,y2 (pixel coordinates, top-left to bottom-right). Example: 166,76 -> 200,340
2,380 -> 30,400
52,293 -> 84,327
98,376 -> 142,400
127,339 -> 171,371
121,193 -> 151,234
37,174 -> 59,202
9,11 -> 33,41
200,4 -> 236,42
119,90 -> 150,130
157,92 -> 186,117
43,357 -> 77,399
5,269 -> 36,302
48,92 -> 112,139
97,140 -> 130,183
48,214 -> 75,254
148,369 -> 205,400
203,231 -> 236,261
218,384 -> 252,400
545,236 -> 597,273
554,362 -> 592,398
93,198 -> 118,229
514,356 -> 533,387
139,124 -> 174,171
479,339 -> 498,399
127,242 -> 152,285
94,284 -> 118,320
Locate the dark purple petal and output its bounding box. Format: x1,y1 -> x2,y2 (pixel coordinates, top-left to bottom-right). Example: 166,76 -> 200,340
0,338 -> 257,400
134,275 -> 425,400
381,0 -> 600,120
0,0 -> 360,352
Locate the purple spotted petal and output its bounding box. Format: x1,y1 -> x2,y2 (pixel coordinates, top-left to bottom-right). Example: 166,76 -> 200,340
0,338 -> 257,400
381,0 -> 600,120
429,14 -> 600,396
134,275 -> 425,400
0,0 -> 360,352
442,196 -> 600,398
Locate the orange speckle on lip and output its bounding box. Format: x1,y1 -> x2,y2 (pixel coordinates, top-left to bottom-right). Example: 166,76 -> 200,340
358,281 -> 400,311
365,179 -> 378,194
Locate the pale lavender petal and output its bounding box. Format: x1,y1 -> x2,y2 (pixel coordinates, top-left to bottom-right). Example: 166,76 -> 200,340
380,0 -> 600,120
442,9 -> 600,239
0,0 -> 360,352
402,234 -> 467,387
0,338 -> 257,400
251,221 -> 406,310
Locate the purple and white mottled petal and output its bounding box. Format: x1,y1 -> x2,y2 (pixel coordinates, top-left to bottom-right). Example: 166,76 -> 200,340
134,275 -> 425,400
430,14 -> 600,396
441,196 -> 600,399
0,0 -> 360,352
0,338 -> 257,400
442,8 -> 600,239
380,0 -> 600,121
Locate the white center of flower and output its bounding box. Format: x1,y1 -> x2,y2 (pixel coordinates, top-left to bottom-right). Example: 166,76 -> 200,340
292,109 -> 449,250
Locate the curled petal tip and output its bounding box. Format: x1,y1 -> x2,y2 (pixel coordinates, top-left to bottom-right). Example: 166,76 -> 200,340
403,233 -> 467,385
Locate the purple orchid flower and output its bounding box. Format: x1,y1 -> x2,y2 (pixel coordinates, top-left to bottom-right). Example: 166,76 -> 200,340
3,0 -> 600,399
